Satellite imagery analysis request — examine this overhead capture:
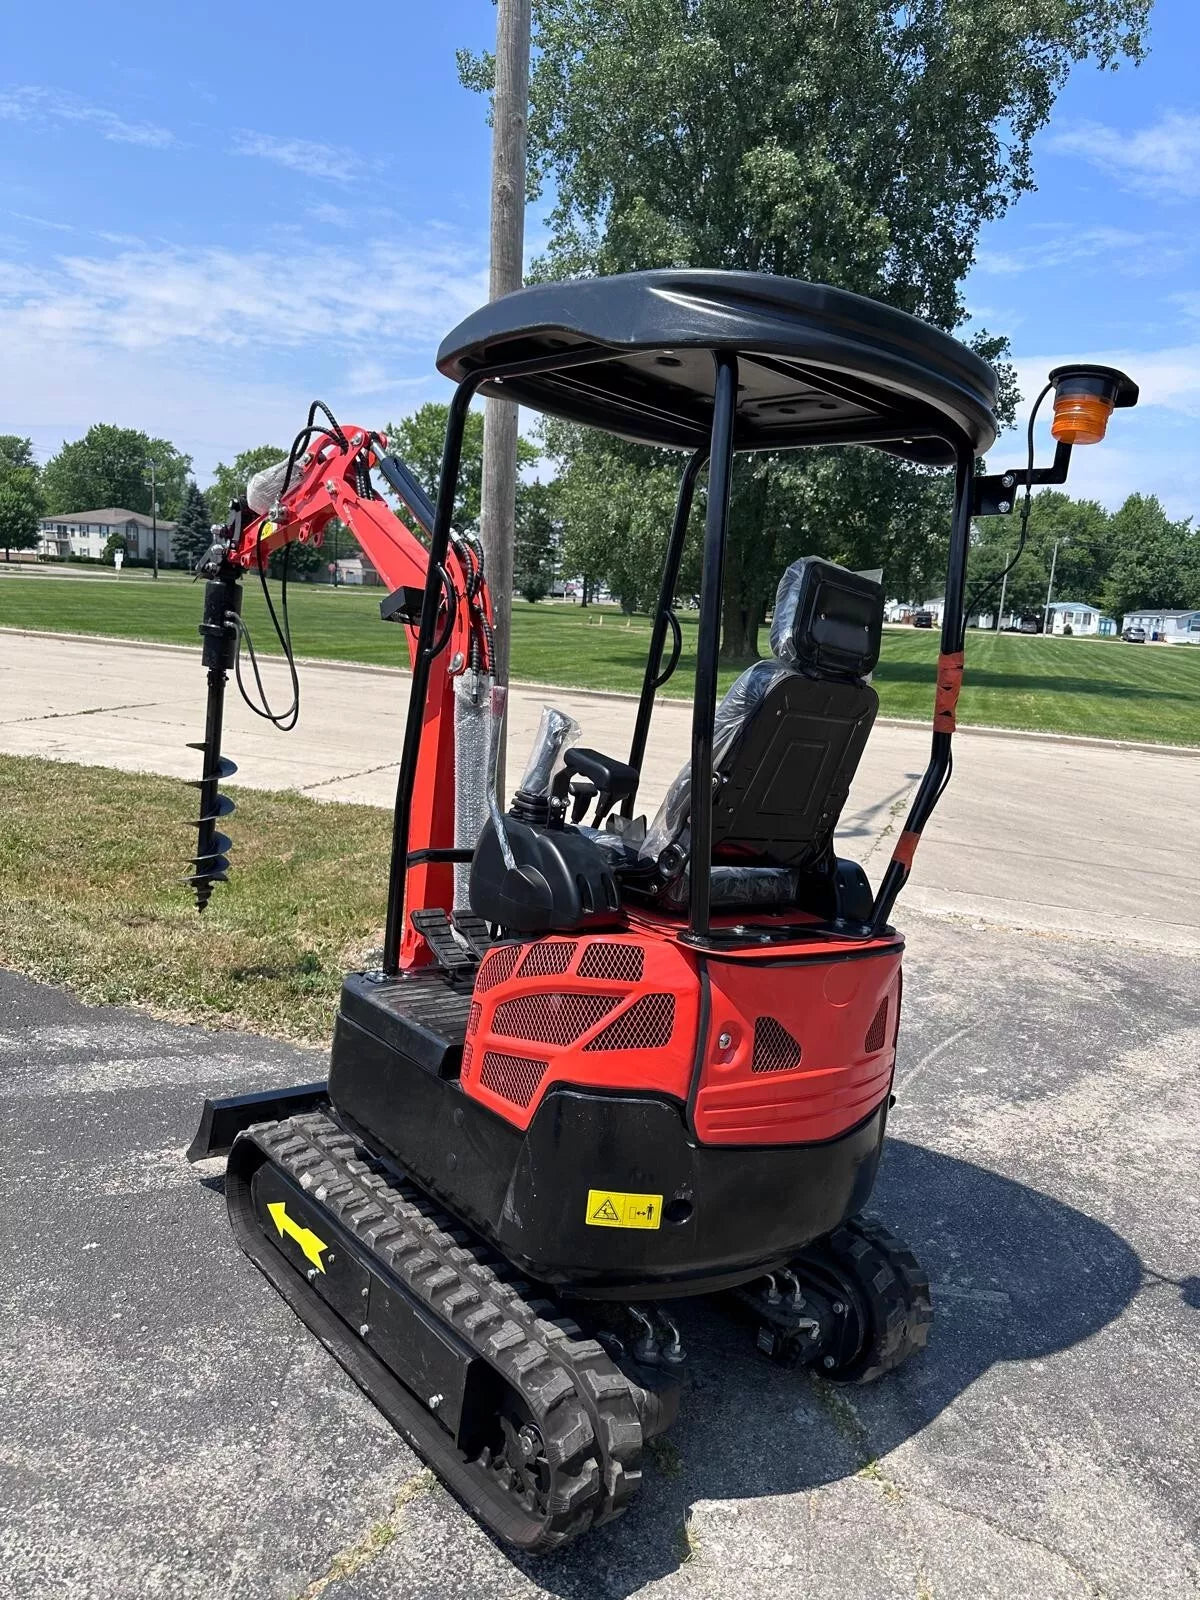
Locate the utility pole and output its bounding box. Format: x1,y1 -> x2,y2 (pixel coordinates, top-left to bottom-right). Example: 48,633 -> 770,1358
1042,538 -> 1060,635
996,553 -> 1009,632
479,0 -> 531,791
146,458 -> 160,580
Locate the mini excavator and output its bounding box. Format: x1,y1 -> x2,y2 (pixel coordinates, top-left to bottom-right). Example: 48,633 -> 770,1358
186,271 -> 1136,1549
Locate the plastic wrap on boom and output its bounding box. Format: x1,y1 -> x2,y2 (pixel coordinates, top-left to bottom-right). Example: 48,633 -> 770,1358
245,457 -> 294,515
453,670 -> 496,909
517,705 -> 581,799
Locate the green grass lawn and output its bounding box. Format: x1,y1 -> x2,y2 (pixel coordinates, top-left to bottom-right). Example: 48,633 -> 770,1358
0,753 -> 389,1043
2,571 -> 1198,744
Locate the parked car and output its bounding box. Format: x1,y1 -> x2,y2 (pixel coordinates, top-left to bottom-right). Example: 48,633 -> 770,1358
1121,625 -> 1147,643
912,610 -> 934,628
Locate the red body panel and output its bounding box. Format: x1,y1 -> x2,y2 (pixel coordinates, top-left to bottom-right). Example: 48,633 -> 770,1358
461,916 -> 902,1148
692,951 -> 901,1145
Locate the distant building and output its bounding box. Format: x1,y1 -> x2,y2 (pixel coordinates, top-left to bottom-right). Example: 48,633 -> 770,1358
1046,601 -> 1115,637
38,508 -> 179,565
1121,608 -> 1200,644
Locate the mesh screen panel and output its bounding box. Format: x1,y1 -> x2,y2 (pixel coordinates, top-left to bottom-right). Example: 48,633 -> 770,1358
476,944 -> 521,994
583,994 -> 675,1051
577,942 -> 645,982
865,998 -> 889,1054
752,1016 -> 803,1073
518,941 -> 577,979
492,992 -> 620,1045
480,1050 -> 549,1108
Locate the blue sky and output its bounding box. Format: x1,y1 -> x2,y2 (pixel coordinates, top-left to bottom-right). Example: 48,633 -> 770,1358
1,1 -> 1197,516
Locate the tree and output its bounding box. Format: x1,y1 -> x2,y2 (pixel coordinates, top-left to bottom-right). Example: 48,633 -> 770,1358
203,445 -> 288,525
103,531 -> 126,565
385,402 -> 539,534
1102,495 -> 1195,623
461,0 -> 1147,658
0,435 -> 42,561
0,435 -> 37,473
0,471 -> 41,561
173,481 -> 213,568
514,478 -> 561,602
42,425 -> 191,520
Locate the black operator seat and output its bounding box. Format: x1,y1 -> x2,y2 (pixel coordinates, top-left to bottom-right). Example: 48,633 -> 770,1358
639,556 -> 884,918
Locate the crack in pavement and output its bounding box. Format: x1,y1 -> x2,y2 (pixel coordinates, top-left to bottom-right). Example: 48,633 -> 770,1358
1,699 -> 161,726
298,760 -> 399,794
291,1469 -> 435,1600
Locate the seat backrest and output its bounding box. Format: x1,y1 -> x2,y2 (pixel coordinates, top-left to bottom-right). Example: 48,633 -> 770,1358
643,557 -> 883,878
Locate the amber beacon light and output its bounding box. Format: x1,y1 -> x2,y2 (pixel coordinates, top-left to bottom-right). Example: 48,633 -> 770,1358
1049,364 -> 1139,446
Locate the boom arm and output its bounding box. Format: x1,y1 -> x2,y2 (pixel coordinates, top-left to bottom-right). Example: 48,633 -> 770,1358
188,419 -> 495,972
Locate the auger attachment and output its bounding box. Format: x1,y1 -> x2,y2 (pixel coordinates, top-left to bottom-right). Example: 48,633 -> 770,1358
187,567 -> 243,911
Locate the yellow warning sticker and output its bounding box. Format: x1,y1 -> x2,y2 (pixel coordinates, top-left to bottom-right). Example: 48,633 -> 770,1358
585,1189 -> 663,1230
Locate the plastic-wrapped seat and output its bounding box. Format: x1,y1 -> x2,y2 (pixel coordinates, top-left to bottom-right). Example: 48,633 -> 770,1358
642,557 -> 883,912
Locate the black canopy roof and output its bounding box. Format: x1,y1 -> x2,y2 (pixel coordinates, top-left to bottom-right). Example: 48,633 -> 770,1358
436,270 -> 999,465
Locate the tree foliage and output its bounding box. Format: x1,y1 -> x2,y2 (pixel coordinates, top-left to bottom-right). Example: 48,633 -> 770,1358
173,481 -> 213,568
384,402 -> 539,533
0,435 -> 42,560
513,478 -> 561,602
203,444 -> 288,525
461,0 -> 1148,656
42,425 -> 191,520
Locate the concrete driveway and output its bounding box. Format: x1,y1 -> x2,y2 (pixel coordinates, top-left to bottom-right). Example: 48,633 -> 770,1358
2,631 -> 1198,954
3,909 -> 1198,1600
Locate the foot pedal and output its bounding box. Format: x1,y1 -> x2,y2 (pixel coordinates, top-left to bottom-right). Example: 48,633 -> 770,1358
410,909 -> 477,976
451,911 -> 493,962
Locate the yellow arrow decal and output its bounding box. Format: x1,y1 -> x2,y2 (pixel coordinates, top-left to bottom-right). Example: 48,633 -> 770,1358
267,1200 -> 329,1273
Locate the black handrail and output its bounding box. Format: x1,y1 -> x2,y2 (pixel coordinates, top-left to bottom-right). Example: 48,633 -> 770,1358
623,447 -> 707,815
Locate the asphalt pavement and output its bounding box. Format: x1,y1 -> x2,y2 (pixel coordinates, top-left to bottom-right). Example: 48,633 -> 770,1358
3,912 -> 1197,1600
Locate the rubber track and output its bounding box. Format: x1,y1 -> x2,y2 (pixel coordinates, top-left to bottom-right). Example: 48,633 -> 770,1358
242,1111 -> 643,1547
824,1214 -> 934,1382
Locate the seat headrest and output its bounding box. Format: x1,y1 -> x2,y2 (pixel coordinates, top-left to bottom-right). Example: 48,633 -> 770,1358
770,557 -> 884,680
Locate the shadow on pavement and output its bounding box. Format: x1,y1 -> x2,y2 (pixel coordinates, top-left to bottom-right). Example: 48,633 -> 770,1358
516,1137 -> 1146,1600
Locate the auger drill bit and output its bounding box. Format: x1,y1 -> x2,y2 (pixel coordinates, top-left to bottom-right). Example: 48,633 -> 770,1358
187,564 -> 243,911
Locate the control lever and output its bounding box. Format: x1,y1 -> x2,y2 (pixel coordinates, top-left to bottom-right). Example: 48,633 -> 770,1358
560,747 -> 639,825
569,775 -> 598,824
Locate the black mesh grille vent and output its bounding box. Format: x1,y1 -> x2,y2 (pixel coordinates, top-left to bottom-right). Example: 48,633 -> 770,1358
865,998 -> 889,1054
577,942 -> 645,983
479,1051 -> 549,1107
583,994 -> 675,1051
475,944 -> 521,994
518,941 -> 577,978
752,1016 -> 803,1074
492,992 -> 621,1046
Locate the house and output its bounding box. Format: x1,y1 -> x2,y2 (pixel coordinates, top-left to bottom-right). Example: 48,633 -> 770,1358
1046,601 -> 1116,637
38,508 -> 179,565
1120,608 -> 1200,644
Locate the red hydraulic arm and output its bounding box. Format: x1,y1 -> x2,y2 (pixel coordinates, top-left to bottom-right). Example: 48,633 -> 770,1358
188,420 -> 494,972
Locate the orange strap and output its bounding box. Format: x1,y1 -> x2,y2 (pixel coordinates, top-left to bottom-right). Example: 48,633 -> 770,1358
890,829 -> 920,870
934,650 -> 965,733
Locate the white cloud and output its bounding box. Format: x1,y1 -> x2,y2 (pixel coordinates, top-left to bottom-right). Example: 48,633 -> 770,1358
1049,112 -> 1200,200
0,231 -> 488,477
0,85 -> 175,148
974,223 -> 1191,278
230,130 -> 363,183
